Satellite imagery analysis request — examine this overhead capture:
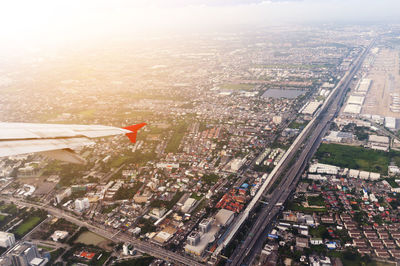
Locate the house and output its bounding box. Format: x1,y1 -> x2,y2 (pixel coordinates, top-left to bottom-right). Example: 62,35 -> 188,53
374,249 -> 390,259
296,237 -> 309,248
321,215 -> 334,224
310,238 -> 323,245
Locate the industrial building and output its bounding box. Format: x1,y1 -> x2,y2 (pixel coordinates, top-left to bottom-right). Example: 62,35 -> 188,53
181,198 -> 197,213
323,131 -> 354,143
385,117 -> 396,130
301,101 -> 322,116
308,163 -> 340,175
356,78 -> 372,94
347,95 -> 365,105
343,104 -> 362,114
368,134 -> 390,151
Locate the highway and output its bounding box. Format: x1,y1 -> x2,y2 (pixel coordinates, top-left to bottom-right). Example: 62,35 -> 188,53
227,39 -> 375,265
0,196 -> 203,266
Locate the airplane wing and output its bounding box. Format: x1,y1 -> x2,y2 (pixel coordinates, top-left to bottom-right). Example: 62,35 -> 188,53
0,122 -> 146,164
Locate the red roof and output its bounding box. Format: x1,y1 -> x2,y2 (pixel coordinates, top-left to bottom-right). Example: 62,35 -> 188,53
79,251 -> 95,260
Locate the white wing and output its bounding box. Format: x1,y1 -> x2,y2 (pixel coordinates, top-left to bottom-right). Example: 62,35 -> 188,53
0,122 -> 145,163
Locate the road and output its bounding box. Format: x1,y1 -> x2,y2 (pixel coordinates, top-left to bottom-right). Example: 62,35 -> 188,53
228,40 -> 375,265
0,196 -> 203,266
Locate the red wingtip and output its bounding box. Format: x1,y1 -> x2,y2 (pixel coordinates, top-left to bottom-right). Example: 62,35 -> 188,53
123,123 -> 147,143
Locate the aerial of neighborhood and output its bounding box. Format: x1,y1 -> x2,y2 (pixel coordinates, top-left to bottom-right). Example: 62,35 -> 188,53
1,1 -> 400,266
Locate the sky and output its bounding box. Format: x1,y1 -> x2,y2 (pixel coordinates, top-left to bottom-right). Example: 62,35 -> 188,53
0,0 -> 399,48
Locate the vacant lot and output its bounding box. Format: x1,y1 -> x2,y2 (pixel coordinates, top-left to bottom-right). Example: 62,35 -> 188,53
315,143 -> 389,174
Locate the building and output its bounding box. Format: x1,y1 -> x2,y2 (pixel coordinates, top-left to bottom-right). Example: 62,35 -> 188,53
301,101 -> 322,116
199,219 -> 212,233
50,231 -> 68,242
343,104 -> 362,114
369,172 -> 381,180
156,163 -> 179,169
368,134 -> 390,151
0,232 -> 15,248
153,231 -> 173,245
356,78 -> 371,94
74,198 -> 90,212
272,116 -> 282,124
230,158 -> 246,172
0,241 -> 48,266
181,198 -> 197,213
347,95 -> 365,105
389,165 -> 400,176
348,169 -> 360,178
187,232 -> 200,246
385,117 -> 396,130
55,188 -> 71,204
149,208 -> 166,220
296,237 -> 309,248
310,238 -> 323,245
323,131 -> 354,143
309,163 -> 339,175
215,209 -> 235,227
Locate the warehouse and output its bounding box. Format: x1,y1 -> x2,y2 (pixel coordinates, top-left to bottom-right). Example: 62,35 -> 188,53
301,101 -> 322,115
385,117 -> 396,130
356,78 -> 372,93
347,95 -> 365,105
343,104 -> 362,114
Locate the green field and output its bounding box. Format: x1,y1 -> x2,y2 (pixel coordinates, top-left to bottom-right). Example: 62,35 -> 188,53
220,83 -> 254,91
289,120 -> 308,129
165,122 -> 187,153
114,256 -> 154,266
75,231 -> 108,246
190,193 -> 203,201
315,143 -> 389,174
111,156 -> 129,168
14,216 -> 42,237
288,202 -> 327,213
0,204 -> 18,215
308,195 -> 326,206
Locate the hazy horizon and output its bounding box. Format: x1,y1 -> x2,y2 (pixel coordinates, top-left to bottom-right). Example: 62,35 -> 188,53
0,0 -> 399,48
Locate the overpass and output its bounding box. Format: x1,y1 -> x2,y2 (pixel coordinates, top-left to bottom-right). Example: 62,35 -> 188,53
222,39 -> 375,265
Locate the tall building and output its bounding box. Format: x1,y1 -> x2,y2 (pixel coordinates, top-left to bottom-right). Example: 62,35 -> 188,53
187,232 -> 200,246
0,241 -> 48,266
74,198 -> 90,212
199,219 -> 212,233
0,232 -> 15,248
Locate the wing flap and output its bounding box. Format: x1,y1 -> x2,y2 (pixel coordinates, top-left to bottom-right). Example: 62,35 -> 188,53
0,138 -> 95,157
0,123 -> 130,140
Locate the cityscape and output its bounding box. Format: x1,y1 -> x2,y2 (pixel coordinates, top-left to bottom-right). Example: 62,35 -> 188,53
1,1 -> 400,266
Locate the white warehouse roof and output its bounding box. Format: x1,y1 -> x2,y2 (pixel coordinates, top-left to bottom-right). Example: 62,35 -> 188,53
385,117 -> 396,129
357,79 -> 371,93
343,104 -> 362,114
347,95 -> 365,105
302,101 -> 322,115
